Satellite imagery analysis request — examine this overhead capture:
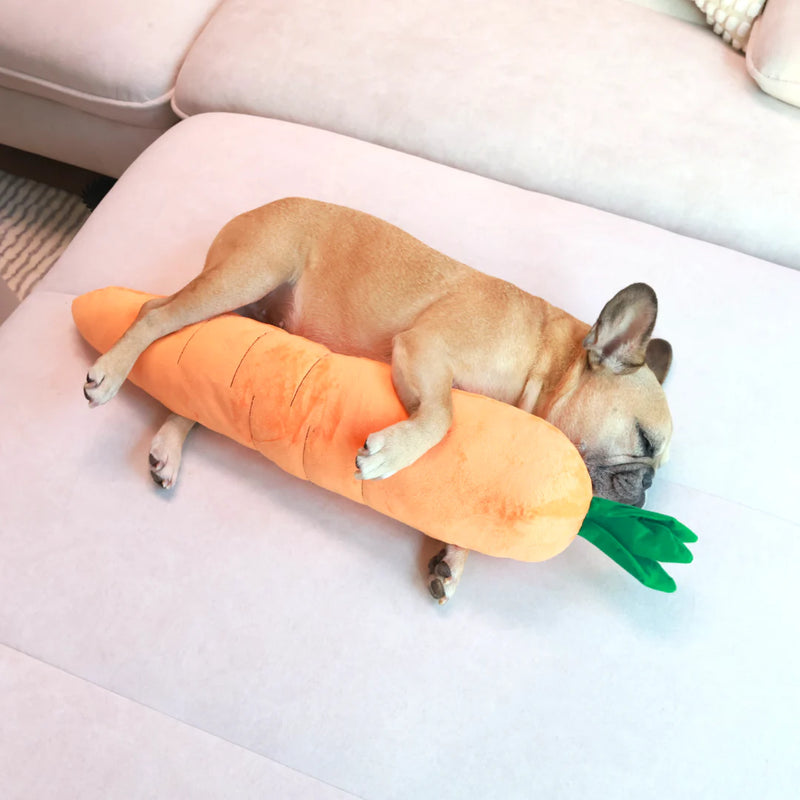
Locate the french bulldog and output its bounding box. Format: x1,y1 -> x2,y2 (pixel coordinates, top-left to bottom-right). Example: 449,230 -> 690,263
83,198 -> 673,603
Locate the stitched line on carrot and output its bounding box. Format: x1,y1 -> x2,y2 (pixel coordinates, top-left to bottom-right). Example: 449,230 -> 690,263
176,320 -> 211,365
229,332 -> 270,388
290,355 -> 327,408
247,394 -> 257,448
301,424 -> 313,481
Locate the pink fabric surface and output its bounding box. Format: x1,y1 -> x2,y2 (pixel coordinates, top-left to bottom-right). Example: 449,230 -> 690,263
0,0 -> 221,125
173,0 -> 800,269
3,113 -> 798,800
41,113 -> 800,523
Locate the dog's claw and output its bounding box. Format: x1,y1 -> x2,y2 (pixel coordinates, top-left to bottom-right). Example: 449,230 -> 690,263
83,373 -> 102,404
354,431 -> 407,480
150,470 -> 166,487
148,452 -> 174,490
83,357 -> 127,407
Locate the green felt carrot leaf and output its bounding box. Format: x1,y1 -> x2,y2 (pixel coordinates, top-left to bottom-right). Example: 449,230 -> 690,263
577,497 -> 698,592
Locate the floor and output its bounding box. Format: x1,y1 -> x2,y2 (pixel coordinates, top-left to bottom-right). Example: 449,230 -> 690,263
0,146 -> 114,321
0,144 -> 108,196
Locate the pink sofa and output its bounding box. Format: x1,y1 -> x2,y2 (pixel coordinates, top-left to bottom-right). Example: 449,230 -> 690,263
2,2 -> 799,798
0,0 -> 221,176
2,110 -> 799,799
2,0 -> 799,267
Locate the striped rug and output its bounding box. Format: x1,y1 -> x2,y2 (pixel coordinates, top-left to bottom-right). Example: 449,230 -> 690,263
0,168 -> 90,300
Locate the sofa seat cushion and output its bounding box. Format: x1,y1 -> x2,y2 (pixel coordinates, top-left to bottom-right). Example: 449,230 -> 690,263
40,112 -> 800,523
0,0 -> 220,128
173,0 -> 800,270
5,112 -> 800,799
0,645 -> 356,799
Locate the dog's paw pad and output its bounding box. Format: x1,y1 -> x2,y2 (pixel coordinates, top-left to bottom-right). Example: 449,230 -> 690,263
429,578 -> 446,601
429,556 -> 451,580
427,547 -> 464,605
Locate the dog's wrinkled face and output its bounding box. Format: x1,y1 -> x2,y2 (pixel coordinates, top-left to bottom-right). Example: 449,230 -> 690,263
547,363 -> 672,506
546,283 -> 673,508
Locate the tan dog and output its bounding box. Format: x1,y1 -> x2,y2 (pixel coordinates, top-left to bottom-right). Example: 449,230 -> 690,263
84,198 -> 673,603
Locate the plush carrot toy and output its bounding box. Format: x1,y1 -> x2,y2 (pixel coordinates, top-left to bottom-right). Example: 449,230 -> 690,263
73,287 -> 696,592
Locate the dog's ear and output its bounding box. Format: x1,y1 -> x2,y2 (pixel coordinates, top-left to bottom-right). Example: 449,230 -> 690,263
583,283 -> 658,375
645,338 -> 672,384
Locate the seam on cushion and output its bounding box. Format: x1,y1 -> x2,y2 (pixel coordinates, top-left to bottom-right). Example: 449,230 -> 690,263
176,320 -> 210,365
0,64 -> 175,110
170,93 -> 190,120
293,355 -> 329,481
229,332 -> 269,388
752,68 -> 800,85
746,48 -> 800,85
301,425 -> 313,481
289,355 -> 326,408
246,394 -> 257,447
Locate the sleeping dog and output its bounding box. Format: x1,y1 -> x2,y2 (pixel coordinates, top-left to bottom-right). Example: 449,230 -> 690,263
84,198 -> 673,603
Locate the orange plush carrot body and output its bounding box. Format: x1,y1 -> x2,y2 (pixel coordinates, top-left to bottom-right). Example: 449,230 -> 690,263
72,287 -> 593,562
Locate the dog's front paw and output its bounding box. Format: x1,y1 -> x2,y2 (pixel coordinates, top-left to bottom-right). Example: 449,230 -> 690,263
354,428 -> 416,480
83,355 -> 126,407
355,432 -> 393,480
427,545 -> 468,605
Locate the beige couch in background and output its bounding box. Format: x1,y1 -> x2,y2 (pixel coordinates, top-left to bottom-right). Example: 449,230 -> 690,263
1,0 -> 799,267
0,0 -> 222,176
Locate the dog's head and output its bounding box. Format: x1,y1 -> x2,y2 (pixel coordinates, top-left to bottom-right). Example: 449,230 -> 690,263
546,283 -> 673,508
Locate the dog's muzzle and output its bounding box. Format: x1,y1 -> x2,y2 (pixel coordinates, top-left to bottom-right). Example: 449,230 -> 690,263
588,462 -> 655,508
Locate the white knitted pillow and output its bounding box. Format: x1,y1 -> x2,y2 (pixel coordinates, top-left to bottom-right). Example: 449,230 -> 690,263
692,0 -> 766,51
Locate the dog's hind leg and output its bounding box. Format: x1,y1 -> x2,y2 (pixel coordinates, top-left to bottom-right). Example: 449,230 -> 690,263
84,208 -> 303,407
84,269 -> 289,407
148,412 -> 197,489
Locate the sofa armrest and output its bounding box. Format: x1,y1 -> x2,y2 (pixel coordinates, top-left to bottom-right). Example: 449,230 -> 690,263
746,0 -> 800,108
